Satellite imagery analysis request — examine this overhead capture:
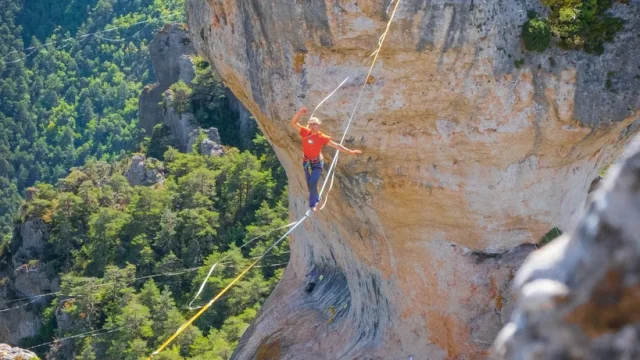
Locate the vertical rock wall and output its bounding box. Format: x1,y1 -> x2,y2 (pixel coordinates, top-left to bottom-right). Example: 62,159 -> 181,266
185,1 -> 640,358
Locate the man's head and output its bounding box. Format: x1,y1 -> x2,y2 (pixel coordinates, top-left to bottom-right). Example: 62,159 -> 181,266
308,117 -> 321,132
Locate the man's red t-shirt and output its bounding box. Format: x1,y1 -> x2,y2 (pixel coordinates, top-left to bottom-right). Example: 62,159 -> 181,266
300,127 -> 331,159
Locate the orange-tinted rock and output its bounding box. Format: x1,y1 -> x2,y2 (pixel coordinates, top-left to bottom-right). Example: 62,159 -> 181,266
186,0 -> 640,358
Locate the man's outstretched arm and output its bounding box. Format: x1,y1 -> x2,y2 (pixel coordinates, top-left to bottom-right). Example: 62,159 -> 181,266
327,140 -> 362,155
290,107 -> 308,131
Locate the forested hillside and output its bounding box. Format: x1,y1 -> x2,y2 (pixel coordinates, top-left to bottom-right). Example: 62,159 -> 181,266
0,0 -> 183,241
0,0 -> 291,358
14,141 -> 289,359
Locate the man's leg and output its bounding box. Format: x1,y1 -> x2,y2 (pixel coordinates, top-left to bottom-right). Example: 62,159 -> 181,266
304,161 -> 314,207
309,162 -> 323,209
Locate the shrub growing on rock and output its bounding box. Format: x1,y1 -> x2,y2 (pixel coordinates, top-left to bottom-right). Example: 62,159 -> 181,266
523,15 -> 552,52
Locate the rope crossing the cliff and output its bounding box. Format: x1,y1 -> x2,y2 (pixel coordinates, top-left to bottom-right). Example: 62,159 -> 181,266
150,213 -> 311,358
147,1 -> 403,358
319,0 -> 402,210
187,220 -> 299,310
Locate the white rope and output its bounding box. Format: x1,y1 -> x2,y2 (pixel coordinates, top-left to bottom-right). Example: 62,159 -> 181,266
187,211 -> 311,312
187,221 -> 299,310
1,47 -> 39,64
318,0 -> 401,210
309,77 -> 350,119
0,252 -> 289,311
1,13 -> 183,64
27,326 -> 124,350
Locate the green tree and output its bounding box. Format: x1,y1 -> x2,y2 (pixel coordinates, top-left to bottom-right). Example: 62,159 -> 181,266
168,81 -> 192,114
147,124 -> 174,160
522,13 -> 551,52
524,0 -> 624,54
87,208 -> 131,275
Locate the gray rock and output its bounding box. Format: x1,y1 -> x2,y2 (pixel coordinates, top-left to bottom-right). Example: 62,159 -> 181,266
55,300 -> 75,334
0,306 -> 40,349
493,140 -> 640,359
189,128 -> 223,156
11,219 -> 49,270
163,93 -> 224,155
150,24 -> 195,88
0,344 -> 38,360
200,139 -> 225,157
138,84 -> 166,135
24,187 -> 38,202
51,299 -> 83,359
187,128 -> 224,157
178,55 -> 196,84
124,155 -> 165,186
139,24 -> 195,133
163,90 -> 198,152
13,265 -> 59,300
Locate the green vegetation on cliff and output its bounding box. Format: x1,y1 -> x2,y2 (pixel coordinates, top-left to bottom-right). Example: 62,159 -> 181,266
522,0 -> 624,54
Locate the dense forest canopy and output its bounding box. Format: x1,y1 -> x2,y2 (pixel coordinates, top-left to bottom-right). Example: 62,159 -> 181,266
0,0 -> 183,242
0,0 -> 291,358
16,143 -> 289,359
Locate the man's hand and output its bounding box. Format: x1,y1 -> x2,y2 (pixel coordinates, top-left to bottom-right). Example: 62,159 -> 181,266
291,106 -> 308,130
328,141 -> 362,155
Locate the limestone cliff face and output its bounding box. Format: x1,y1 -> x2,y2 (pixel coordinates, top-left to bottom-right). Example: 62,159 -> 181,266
186,1 -> 640,359
493,139 -> 640,360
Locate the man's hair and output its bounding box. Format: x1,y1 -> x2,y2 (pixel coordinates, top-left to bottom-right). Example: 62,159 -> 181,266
308,117 -> 322,125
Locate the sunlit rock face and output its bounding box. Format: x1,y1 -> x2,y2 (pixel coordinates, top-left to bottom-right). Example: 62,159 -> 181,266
186,0 -> 640,358
493,140 -> 640,360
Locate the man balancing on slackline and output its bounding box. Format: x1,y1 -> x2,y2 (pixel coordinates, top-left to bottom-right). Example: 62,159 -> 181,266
290,106 -> 362,212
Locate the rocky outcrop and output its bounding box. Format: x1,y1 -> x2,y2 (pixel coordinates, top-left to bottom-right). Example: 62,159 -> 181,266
178,55 -> 196,83
0,344 -> 38,360
138,24 -> 222,153
162,90 -> 224,153
50,299 -> 83,360
13,265 -> 58,299
124,154 -> 165,186
54,300 -> 76,334
11,219 -> 48,270
198,138 -> 224,157
493,140 -> 640,360
140,22 -> 252,153
162,89 -> 197,151
1,205 -> 58,345
139,24 -> 195,134
9,216 -> 59,299
186,0 -> 640,358
186,127 -> 224,156
0,305 -> 40,347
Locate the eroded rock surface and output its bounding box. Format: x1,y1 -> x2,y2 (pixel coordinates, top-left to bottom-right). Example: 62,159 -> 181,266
124,154 -> 165,186
0,344 -> 38,360
187,127 -> 224,156
186,0 -> 640,358
493,139 -> 640,360
139,23 -> 195,133
0,309 -> 40,347
11,219 -> 48,270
